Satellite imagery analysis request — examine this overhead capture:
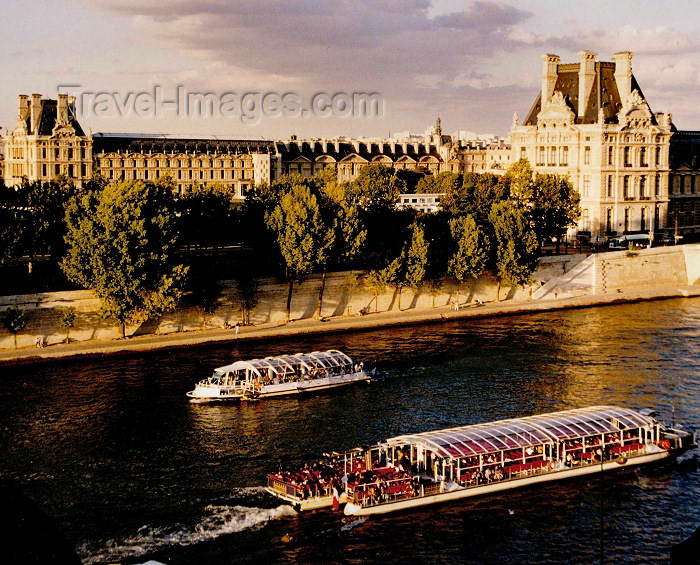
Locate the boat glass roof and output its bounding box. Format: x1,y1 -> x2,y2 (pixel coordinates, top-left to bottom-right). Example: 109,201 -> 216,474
383,406 -> 655,459
214,350 -> 353,376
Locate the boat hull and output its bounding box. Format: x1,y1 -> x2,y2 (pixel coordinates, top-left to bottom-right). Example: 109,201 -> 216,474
344,449 -> 670,516
263,487 -> 347,511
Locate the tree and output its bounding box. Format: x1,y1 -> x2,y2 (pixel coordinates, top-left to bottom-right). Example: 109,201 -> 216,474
448,214 -> 488,306
266,184 -> 334,323
58,307 -> 76,343
416,171 -> 461,195
504,159 -> 534,208
315,181 -> 366,318
189,273 -> 222,329
344,272 -> 363,315
488,201 -> 539,301
364,267 -> 391,313
62,180 -> 189,338
389,222 -> 429,310
346,164 -> 404,214
423,278 -> 444,308
234,271 -> 259,326
1,306 -> 28,349
177,182 -> 238,253
531,174 -> 581,252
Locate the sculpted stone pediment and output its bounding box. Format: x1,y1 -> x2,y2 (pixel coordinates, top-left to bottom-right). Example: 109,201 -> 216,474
537,91 -> 575,127
619,89 -> 652,129
51,123 -> 77,137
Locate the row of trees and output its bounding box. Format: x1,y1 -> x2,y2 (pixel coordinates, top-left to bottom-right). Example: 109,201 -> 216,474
0,160 -> 580,337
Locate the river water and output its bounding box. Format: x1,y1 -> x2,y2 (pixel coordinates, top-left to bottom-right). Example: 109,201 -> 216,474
1,298 -> 698,564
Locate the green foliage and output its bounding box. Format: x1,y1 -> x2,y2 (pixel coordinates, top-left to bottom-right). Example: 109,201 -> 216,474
442,172 -> 508,223
177,182 -> 239,251
489,201 -> 539,299
365,266 -> 392,312
416,172 -> 461,195
1,305 -> 28,349
266,183 -> 335,322
531,174 -> 581,249
448,214 -> 488,303
62,180 -> 188,337
234,271 -> 259,326
346,164 -> 404,214
388,222 -> 429,309
504,159 -> 534,207
58,306 -> 76,343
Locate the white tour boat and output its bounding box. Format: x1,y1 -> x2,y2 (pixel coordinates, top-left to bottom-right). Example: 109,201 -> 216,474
186,349 -> 369,401
264,405 -> 697,515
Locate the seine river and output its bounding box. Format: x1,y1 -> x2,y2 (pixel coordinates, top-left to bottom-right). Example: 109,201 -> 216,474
1,298 -> 698,564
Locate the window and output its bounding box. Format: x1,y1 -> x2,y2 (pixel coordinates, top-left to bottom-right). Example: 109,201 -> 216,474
655,175 -> 660,197
655,146 -> 661,166
561,146 -> 568,166
537,147 -> 545,165
640,147 -> 647,167
582,175 -> 590,197
641,207 -> 647,231
608,146 -> 614,166
607,175 -> 613,198
581,209 -> 590,232
654,206 -> 660,230
624,208 -> 630,232
520,147 -> 526,160
639,176 -> 646,199
623,176 -> 630,199
606,208 -> 613,233
624,146 -> 631,167
549,146 -> 556,166
584,146 -> 591,165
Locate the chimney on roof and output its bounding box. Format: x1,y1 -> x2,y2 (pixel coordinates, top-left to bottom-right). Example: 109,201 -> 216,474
578,51 -> 597,118
613,51 -> 633,103
57,93 -> 69,126
18,94 -> 29,122
541,54 -> 560,105
30,93 -> 42,135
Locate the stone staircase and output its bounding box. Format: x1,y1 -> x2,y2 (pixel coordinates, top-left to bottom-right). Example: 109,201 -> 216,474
532,255 -> 596,300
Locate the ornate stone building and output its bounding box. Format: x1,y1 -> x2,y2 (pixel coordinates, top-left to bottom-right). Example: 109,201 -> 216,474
3,94 -> 94,187
510,51 -> 674,241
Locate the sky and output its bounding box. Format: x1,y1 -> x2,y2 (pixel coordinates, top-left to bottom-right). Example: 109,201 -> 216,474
1,0 -> 700,140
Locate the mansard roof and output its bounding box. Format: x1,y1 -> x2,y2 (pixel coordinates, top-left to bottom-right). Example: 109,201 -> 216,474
22,99 -> 86,136
92,133 -> 275,155
275,139 -> 444,164
523,62 -> 653,126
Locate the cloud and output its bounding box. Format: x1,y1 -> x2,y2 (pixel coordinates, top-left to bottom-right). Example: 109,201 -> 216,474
80,0 -> 535,130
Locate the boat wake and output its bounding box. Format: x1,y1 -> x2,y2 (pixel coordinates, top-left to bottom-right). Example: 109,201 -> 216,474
79,502 -> 296,564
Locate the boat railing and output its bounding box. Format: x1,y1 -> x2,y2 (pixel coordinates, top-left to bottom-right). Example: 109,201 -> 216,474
266,475 -> 331,500
350,476 -> 418,506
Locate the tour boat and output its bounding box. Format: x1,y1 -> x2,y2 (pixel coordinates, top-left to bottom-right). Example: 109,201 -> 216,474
186,349 -> 369,401
264,406 -> 697,515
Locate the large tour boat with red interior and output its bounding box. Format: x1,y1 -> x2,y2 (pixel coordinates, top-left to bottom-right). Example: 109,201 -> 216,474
265,405 -> 697,515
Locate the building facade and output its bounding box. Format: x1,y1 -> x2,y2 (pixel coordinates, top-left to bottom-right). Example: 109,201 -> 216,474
510,51 -> 674,241
3,93 -> 94,187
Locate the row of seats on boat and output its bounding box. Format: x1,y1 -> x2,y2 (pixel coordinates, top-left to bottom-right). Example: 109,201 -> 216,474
257,363 -> 360,386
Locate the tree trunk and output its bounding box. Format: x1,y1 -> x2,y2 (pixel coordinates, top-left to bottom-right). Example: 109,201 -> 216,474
397,286 -> 402,311
496,281 -> 501,302
317,267 -> 327,319
285,278 -> 294,323
555,235 -> 561,255
121,323 -> 126,339
456,282 -> 461,309
13,334 -> 17,349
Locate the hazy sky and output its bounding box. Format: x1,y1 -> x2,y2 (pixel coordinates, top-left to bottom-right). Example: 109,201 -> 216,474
2,0 -> 699,139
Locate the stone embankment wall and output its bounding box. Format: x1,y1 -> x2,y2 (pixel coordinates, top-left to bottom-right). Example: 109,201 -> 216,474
0,246 -> 696,350
594,245 -> 700,293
